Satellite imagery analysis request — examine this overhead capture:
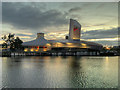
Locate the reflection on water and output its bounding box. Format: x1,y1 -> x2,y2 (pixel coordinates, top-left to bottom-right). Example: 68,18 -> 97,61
2,56 -> 118,88
0,57 -> 2,89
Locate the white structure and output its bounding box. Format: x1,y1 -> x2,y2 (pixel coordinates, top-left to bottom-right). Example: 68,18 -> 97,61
22,33 -> 49,46
22,33 -> 51,52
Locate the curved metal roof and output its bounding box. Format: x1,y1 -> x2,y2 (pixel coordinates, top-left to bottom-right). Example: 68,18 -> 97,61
22,37 -> 49,46
48,39 -> 103,47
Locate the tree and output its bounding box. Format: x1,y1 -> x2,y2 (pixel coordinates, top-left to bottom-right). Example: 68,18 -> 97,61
14,37 -> 23,49
2,42 -> 7,48
2,33 -> 23,51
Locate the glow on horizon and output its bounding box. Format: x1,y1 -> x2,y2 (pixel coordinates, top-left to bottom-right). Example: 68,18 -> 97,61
86,37 -> 118,41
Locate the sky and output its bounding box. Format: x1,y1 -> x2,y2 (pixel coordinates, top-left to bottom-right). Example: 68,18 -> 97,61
1,2 -> 119,46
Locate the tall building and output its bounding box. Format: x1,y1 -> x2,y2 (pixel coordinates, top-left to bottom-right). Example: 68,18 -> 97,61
69,19 -> 81,41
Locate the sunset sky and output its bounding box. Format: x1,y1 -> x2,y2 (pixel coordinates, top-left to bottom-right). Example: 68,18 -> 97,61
1,2 -> 118,46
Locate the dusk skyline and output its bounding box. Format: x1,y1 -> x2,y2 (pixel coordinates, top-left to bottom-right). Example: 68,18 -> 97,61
1,2 -> 118,46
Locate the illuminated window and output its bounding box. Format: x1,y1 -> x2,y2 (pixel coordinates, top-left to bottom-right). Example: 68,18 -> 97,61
24,48 -> 28,52
30,49 -> 34,52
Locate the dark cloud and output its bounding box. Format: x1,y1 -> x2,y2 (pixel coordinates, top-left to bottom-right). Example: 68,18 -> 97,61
93,24 -> 106,26
64,7 -> 82,20
83,24 -> 106,28
69,7 -> 81,13
16,34 -> 33,36
82,27 -> 118,39
2,3 -> 68,30
93,41 -> 118,46
81,27 -> 118,46
96,3 -> 105,9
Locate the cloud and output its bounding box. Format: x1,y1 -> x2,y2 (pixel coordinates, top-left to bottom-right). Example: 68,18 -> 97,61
86,38 -> 118,41
68,7 -> 81,13
2,2 -> 68,30
92,41 -> 118,46
17,36 -> 31,39
82,27 -> 118,39
81,27 -> 118,46
16,33 -> 33,36
45,32 -> 68,40
93,24 -> 106,26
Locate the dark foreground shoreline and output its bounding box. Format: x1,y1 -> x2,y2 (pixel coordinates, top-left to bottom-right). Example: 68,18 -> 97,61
1,51 -> 120,57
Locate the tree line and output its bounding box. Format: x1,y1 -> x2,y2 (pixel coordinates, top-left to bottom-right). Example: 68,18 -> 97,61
2,33 -> 24,51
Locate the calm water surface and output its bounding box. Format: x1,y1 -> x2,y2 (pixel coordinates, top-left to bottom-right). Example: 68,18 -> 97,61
1,56 -> 118,88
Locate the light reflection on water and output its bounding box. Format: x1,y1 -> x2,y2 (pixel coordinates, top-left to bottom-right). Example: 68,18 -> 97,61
2,56 -> 118,88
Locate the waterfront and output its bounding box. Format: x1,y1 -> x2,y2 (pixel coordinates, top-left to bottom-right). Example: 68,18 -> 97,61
1,56 -> 118,88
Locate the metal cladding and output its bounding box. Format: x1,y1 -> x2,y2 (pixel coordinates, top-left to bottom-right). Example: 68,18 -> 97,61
22,35 -> 49,46
69,19 -> 81,40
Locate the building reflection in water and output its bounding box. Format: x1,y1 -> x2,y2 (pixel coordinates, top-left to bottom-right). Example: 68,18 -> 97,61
67,56 -> 87,88
2,56 -> 118,88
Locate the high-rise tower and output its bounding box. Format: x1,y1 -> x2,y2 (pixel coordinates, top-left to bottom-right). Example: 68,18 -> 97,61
69,19 -> 81,41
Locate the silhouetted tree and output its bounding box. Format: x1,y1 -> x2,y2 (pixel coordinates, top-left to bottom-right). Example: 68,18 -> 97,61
2,33 -> 23,51
2,42 -> 7,48
14,37 -> 23,49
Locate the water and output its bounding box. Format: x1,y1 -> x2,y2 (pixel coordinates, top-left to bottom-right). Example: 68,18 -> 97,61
1,56 -> 118,88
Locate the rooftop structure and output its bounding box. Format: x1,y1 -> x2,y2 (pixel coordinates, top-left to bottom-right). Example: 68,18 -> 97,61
22,33 -> 49,46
